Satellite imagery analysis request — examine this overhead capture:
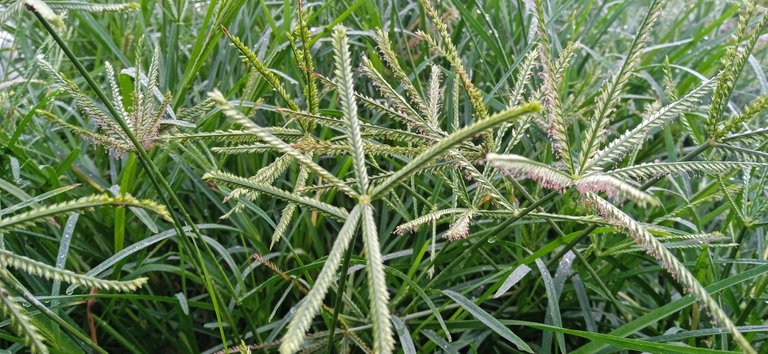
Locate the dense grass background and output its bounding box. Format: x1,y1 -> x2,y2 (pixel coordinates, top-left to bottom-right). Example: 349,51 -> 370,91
1,0 -> 767,353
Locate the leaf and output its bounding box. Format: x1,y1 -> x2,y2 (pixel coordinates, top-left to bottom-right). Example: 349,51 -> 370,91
493,264 -> 532,298
67,224 -> 233,294
442,289 -> 533,353
391,316 -> 417,354
535,259 -> 566,353
516,321 -> 738,354
571,263 -> 768,353
384,267 -> 452,342
0,184 -> 80,217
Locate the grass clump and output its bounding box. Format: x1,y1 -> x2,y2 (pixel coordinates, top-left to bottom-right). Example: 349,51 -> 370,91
1,0 -> 767,353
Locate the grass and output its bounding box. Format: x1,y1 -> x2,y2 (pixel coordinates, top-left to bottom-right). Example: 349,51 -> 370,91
1,0 -> 768,353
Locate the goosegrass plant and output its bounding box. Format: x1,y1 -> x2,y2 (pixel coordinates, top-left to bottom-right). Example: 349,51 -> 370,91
1,0 -> 768,353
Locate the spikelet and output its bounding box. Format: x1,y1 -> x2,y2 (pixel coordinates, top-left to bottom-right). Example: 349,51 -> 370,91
531,0 -> 574,171
176,98 -> 215,123
707,1 -> 767,138
202,170 -> 349,220
38,45 -> 181,155
0,279 -> 48,354
575,175 -> 658,207
374,29 -> 429,118
510,49 -> 538,107
426,65 -> 443,129
0,250 -> 147,291
395,208 -> 469,234
715,143 -> 768,162
443,210 -> 475,241
279,206 -> 362,354
718,95 -> 768,138
578,0 -> 665,171
293,2 -> 319,114
269,166 -> 309,249
359,56 -> 432,134
418,1 -> 487,119
175,127 -> 301,142
605,160 -> 768,180
360,203 -> 395,353
584,76 -> 716,172
333,26 -> 369,192
208,90 -> 358,198
222,27 -> 299,111
487,153 -> 572,192
722,126 -> 768,145
583,193 -> 755,354
0,194 -> 170,233
418,0 -> 490,150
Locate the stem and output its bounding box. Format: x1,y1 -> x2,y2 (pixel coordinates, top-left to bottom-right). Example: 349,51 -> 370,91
720,227 -> 747,279
28,6 -> 233,350
736,275 -> 768,324
325,236 -> 356,354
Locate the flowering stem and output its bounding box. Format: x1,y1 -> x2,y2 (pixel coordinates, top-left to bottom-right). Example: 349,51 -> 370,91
27,6 -> 232,350
720,227 -> 747,279
325,235 -> 356,354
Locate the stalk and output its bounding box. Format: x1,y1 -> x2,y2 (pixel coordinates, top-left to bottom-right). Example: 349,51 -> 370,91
325,236 -> 356,354
27,5 -> 232,350
720,227 -> 747,279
